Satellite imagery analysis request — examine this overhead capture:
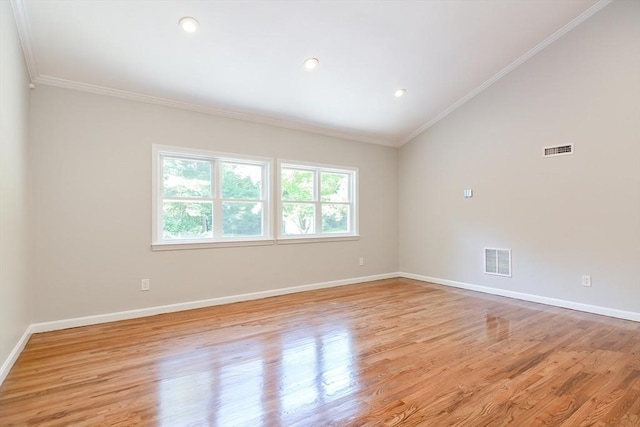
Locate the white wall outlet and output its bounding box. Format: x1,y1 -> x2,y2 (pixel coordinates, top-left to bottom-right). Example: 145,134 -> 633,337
141,279 -> 150,291
581,275 -> 591,287
464,189 -> 473,198
359,257 -> 364,266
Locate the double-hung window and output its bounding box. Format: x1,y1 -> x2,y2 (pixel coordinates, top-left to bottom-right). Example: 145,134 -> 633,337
279,161 -> 358,240
152,146 -> 272,249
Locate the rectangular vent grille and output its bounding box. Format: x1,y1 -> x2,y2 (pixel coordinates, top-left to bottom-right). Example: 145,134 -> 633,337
543,143 -> 574,157
485,248 -> 511,277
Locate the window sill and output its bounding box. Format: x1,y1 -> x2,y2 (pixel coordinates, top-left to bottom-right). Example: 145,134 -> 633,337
276,235 -> 360,244
151,239 -> 275,251
151,235 -> 360,251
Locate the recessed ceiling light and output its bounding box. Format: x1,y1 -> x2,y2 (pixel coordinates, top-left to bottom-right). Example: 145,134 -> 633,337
304,58 -> 319,70
179,17 -> 199,33
395,89 -> 406,98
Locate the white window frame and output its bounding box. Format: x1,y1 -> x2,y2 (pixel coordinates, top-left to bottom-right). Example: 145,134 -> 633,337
152,145 -> 274,251
277,160 -> 359,243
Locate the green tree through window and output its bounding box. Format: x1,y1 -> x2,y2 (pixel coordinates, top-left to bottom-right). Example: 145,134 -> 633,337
162,158 -> 213,239
280,164 -> 355,237
221,163 -> 263,237
156,149 -> 269,243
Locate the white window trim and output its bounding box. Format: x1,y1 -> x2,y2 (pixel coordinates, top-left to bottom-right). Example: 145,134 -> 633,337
277,159 -> 359,242
151,145 -> 274,251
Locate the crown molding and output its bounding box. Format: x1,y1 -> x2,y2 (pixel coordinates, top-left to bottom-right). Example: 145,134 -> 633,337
10,0 -> 392,146
31,75 -> 396,147
399,0 -> 614,146
10,0 -> 39,80
13,0 -> 612,149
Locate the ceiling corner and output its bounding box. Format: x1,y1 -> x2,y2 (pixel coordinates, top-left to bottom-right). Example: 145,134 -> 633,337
10,0 -> 39,81
402,0 -> 614,147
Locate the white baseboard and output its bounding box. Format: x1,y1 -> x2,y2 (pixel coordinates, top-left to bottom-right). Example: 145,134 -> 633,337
400,272 -> 640,322
4,270 -> 636,386
1,272 -> 398,385
29,272 -> 399,334
0,326 -> 31,385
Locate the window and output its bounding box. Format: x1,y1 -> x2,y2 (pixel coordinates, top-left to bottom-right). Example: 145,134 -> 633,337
279,161 -> 358,240
152,146 -> 272,249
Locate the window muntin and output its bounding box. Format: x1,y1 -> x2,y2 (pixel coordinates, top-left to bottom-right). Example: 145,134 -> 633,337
279,162 -> 357,238
153,146 -> 271,246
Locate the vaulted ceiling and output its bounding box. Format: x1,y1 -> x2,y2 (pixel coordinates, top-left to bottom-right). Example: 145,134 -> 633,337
11,0 -> 609,146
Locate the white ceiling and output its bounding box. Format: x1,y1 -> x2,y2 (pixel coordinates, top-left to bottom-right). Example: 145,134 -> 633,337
12,0 -> 609,147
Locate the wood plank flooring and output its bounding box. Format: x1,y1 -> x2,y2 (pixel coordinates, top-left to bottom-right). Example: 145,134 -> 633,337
1,278 -> 639,426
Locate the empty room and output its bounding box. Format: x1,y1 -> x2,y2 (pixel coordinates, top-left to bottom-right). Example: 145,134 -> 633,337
1,0 -> 639,425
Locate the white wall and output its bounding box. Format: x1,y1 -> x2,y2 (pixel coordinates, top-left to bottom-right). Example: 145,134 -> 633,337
0,3 -> 32,365
29,85 -> 399,322
399,0 -> 640,314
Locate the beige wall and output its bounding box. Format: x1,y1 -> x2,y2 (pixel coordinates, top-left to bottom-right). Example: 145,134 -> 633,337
29,85 -> 399,322
399,0 -> 640,313
0,3 -> 32,364
3,0 -> 638,360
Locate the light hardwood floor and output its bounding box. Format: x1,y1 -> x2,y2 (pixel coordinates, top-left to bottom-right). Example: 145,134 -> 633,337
1,278 -> 639,426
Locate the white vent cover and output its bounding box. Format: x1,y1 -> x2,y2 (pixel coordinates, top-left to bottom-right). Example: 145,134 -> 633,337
485,248 -> 511,277
543,143 -> 574,157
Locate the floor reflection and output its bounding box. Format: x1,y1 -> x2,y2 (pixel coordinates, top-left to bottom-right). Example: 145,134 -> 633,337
157,356 -> 216,427
281,329 -> 356,415
282,338 -> 319,413
280,327 -> 360,424
217,358 -> 264,426
321,331 -> 356,398
485,314 -> 511,341
156,325 -> 360,426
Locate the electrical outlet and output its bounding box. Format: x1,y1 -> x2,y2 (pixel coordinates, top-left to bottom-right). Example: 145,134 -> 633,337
359,257 -> 364,266
141,279 -> 150,291
581,275 -> 591,287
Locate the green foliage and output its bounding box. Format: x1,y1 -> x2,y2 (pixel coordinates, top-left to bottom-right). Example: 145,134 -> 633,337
282,203 -> 315,234
281,169 -> 313,201
222,163 -> 261,200
223,202 -> 262,236
161,160 -> 352,238
162,160 -> 264,239
322,204 -> 348,233
281,169 -> 314,234
221,164 -> 262,236
321,172 -> 348,202
163,157 -> 211,197
281,170 -> 350,234
320,173 -> 349,232
163,201 -> 212,239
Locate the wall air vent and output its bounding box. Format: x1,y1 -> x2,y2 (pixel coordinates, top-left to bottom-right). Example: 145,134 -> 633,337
543,143 -> 574,158
485,248 -> 511,277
